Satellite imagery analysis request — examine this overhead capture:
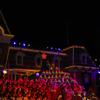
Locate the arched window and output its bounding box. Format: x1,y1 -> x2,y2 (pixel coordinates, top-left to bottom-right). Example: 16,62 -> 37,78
16,51 -> 25,65
80,52 -> 88,64
54,56 -> 62,69
17,55 -> 22,64
35,54 -> 42,66
55,59 -> 59,67
82,55 -> 86,63
37,58 -> 41,66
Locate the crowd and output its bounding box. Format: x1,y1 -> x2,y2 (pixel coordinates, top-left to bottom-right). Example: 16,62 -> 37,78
0,75 -> 84,100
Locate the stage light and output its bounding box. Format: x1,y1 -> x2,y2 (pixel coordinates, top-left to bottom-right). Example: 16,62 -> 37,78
2,70 -> 7,74
51,47 -> 53,50
47,47 -> 49,49
23,43 -> 26,47
36,72 -> 39,76
13,42 -> 16,45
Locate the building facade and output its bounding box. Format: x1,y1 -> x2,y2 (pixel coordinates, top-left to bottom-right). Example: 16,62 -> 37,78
0,11 -> 99,91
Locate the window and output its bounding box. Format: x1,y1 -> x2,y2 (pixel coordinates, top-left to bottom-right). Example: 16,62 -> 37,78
17,56 -> 22,64
80,52 -> 88,64
37,58 -> 41,65
54,56 -> 62,68
85,78 -> 89,83
35,54 -> 42,66
0,49 -> 2,54
82,56 -> 86,63
16,51 -> 25,65
55,59 -> 58,67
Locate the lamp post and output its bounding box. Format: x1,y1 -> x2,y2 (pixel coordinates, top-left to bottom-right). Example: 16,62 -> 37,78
2,69 -> 7,79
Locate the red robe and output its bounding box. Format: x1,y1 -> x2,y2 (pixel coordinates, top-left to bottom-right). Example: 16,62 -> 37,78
51,88 -> 58,100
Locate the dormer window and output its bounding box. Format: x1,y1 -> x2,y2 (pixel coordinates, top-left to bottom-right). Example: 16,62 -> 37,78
16,51 -> 25,65
82,55 -> 86,63
55,59 -> 59,67
17,55 -> 22,64
54,56 -> 62,69
80,52 -> 88,64
37,58 -> 41,66
35,54 -> 42,66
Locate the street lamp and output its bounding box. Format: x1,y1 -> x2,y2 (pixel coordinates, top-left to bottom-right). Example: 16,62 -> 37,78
3,70 -> 7,74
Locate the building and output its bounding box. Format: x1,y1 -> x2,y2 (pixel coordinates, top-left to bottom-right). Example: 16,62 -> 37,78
0,11 -> 99,91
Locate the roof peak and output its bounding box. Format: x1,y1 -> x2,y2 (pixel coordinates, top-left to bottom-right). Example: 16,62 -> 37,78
0,10 -> 12,35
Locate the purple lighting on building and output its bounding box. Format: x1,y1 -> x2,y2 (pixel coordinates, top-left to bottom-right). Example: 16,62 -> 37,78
23,43 -> 26,47
13,42 -> 16,45
98,71 -> 100,74
58,48 -> 60,51
51,47 -> 53,50
36,72 -> 39,76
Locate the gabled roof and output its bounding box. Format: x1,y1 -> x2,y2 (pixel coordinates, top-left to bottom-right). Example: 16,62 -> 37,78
0,11 -> 11,35
62,45 -> 97,70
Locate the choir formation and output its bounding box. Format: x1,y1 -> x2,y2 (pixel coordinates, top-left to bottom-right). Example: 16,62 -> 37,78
0,76 -> 84,100
0,62 -> 98,100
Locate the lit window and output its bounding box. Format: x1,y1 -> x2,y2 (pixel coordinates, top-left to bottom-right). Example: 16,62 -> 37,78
0,49 -> 2,54
17,56 -> 22,64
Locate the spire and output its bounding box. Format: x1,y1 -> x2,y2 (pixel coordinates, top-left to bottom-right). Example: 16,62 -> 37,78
0,11 -> 14,44
0,11 -> 12,35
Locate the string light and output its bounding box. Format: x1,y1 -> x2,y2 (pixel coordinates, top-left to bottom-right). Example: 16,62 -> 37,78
23,43 -> 26,47
13,41 -> 16,45
28,44 -> 30,47
51,47 -> 53,50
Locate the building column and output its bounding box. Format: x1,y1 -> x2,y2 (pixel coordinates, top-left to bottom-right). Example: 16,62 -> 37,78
11,74 -> 13,80
91,72 -> 96,91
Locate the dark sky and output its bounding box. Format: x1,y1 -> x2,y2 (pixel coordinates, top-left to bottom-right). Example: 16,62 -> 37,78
1,1 -> 100,66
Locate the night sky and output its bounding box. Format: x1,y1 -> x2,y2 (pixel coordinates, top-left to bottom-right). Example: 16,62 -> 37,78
1,1 -> 100,66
